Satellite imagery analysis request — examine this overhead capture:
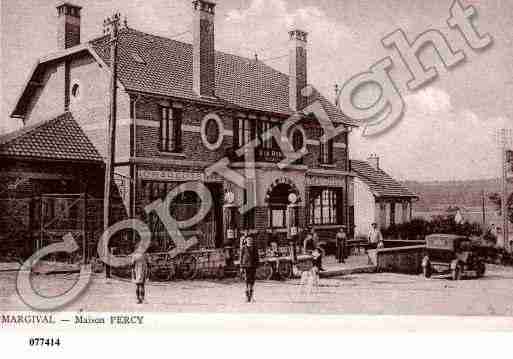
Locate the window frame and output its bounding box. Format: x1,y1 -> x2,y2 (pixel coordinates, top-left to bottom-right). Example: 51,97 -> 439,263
309,187 -> 343,225
319,137 -> 334,164
160,106 -> 182,153
235,118 -> 254,148
269,205 -> 287,229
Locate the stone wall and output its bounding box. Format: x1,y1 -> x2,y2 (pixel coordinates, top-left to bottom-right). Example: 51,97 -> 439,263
367,245 -> 426,274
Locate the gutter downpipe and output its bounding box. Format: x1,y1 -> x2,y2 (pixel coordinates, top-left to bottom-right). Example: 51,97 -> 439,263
131,94 -> 141,219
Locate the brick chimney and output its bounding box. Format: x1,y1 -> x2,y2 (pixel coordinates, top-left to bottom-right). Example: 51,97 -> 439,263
192,0 -> 216,98
56,2 -> 82,50
368,153 -> 380,170
289,29 -> 308,112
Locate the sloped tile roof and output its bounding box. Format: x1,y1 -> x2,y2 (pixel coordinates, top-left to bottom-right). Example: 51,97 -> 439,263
351,160 -> 418,198
90,28 -> 357,126
0,113 -> 103,163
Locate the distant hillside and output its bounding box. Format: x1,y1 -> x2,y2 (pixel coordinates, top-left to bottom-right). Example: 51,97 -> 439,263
403,179 -> 502,212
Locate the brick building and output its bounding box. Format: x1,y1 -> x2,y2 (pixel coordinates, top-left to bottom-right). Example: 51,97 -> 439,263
8,1 -> 357,251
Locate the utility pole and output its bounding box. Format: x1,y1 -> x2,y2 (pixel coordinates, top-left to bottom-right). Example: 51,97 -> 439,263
497,128 -> 512,253
103,13 -> 121,279
481,189 -> 486,226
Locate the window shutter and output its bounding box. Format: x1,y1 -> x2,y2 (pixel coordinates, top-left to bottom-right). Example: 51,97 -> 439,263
336,189 -> 344,224
250,119 -> 256,144
328,139 -> 334,164
233,118 -> 239,148
159,107 -> 165,151
174,108 -> 182,152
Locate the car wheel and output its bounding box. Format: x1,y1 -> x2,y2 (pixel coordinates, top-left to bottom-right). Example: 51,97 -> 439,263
177,256 -> 198,280
215,266 -> 225,280
451,264 -> 461,281
256,262 -> 274,280
277,260 -> 292,280
423,264 -> 432,278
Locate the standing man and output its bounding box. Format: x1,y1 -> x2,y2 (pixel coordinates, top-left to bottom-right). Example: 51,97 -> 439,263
132,252 -> 148,304
336,226 -> 347,263
239,230 -> 259,302
368,222 -> 384,249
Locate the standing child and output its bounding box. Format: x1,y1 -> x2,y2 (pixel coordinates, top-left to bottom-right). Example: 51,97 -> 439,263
303,227 -> 315,253
132,252 -> 148,304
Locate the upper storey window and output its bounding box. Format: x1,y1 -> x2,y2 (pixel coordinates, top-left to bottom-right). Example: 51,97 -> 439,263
232,117 -> 287,163
160,106 -> 182,152
317,126 -> 334,165
320,137 -> 333,164
235,118 -> 254,148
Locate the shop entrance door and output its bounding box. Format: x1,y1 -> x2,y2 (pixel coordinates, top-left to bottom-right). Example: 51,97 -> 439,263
206,183 -> 223,248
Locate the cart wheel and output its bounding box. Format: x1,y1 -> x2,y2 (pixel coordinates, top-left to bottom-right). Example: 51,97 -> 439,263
451,264 -> 461,281
423,264 -> 432,278
277,260 -> 292,280
177,255 -> 197,280
476,262 -> 485,278
166,265 -> 176,281
256,262 -> 274,280
215,266 -> 225,280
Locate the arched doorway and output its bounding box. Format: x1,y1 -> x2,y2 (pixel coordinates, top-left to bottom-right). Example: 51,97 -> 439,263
265,178 -> 301,229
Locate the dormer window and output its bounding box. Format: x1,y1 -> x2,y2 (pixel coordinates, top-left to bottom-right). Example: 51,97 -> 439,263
160,106 -> 182,153
130,51 -> 146,64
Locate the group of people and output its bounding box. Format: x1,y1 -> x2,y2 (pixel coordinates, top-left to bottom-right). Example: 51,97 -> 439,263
129,222 -> 385,304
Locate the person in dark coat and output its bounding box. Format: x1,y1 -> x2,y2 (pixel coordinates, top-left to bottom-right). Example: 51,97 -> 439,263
132,252 -> 148,304
239,230 -> 259,302
336,226 -> 347,263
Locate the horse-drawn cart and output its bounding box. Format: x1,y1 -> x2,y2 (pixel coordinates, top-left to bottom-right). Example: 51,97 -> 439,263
110,244 -> 313,282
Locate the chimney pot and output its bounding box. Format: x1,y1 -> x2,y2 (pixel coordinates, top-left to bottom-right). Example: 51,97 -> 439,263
368,154 -> 380,170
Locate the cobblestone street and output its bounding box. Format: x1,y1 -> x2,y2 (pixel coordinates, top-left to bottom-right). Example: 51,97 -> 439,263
2,264 -> 513,316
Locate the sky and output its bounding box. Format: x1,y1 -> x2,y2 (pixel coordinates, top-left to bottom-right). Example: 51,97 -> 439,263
1,0 -> 512,181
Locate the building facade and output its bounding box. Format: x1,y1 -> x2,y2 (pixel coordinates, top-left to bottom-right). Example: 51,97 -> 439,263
352,155 -> 418,238
9,1 -> 357,250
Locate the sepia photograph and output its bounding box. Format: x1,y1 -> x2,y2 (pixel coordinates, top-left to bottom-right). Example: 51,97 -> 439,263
1,0 -> 513,351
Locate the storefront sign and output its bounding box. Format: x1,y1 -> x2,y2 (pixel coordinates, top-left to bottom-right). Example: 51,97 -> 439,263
138,170 -> 223,183
305,175 -> 346,187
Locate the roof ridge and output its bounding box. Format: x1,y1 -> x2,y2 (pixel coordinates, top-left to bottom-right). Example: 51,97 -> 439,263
351,159 -> 418,198
85,26 -> 354,125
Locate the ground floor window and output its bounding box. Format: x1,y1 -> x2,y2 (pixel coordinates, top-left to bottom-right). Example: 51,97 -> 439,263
140,179 -> 224,249
269,206 -> 287,228
309,187 -> 343,225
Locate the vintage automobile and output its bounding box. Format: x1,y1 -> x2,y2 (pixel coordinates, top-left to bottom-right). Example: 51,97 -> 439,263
422,234 -> 486,280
